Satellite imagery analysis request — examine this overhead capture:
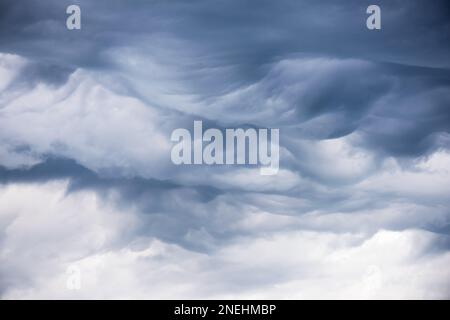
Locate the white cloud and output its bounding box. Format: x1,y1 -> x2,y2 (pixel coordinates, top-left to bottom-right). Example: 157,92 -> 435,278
1,182 -> 448,299
0,181 -> 138,297
0,55 -> 172,178
357,156 -> 450,201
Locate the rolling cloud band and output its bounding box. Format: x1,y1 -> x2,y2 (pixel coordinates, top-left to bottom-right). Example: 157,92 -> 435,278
0,0 -> 449,299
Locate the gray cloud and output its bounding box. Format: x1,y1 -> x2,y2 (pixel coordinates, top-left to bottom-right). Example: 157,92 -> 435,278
0,0 -> 449,298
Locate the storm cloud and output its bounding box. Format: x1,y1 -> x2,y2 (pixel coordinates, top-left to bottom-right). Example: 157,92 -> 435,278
0,0 -> 449,298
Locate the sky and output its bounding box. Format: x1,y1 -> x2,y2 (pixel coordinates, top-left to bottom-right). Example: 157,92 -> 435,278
0,0 -> 449,299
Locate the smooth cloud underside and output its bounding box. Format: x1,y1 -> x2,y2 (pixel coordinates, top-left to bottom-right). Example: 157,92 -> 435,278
0,0 -> 449,299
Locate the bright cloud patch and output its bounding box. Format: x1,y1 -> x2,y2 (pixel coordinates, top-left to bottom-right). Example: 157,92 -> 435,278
0,182 -> 448,299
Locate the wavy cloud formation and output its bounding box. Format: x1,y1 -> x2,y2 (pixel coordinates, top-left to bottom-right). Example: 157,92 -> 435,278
0,0 -> 449,298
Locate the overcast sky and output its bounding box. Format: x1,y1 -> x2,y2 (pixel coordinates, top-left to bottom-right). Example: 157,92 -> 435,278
0,0 -> 449,299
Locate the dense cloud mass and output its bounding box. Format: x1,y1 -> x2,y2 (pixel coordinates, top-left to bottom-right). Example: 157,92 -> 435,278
0,0 -> 449,299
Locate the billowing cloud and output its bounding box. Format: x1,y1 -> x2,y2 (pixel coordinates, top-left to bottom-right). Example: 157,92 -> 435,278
1,181 -> 449,299
0,0 -> 449,299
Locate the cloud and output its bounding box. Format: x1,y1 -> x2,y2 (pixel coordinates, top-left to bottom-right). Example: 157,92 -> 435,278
0,0 -> 449,299
0,181 -> 138,296
1,181 -> 448,299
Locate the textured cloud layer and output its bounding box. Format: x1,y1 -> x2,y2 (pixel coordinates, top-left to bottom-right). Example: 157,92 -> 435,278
0,0 -> 449,299
1,182 -> 448,299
